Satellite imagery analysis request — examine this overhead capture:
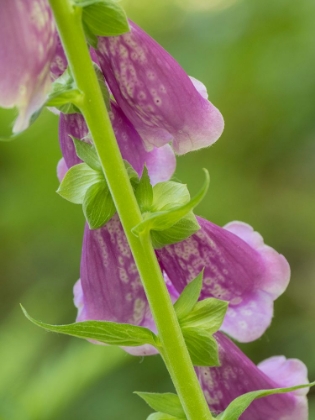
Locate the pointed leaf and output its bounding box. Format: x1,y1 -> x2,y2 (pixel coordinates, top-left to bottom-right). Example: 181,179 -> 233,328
71,136 -> 101,171
93,63 -> 111,110
124,160 -> 140,186
217,382 -> 315,420
21,306 -> 158,347
57,163 -> 102,204
135,167 -> 153,212
136,393 -> 185,418
151,212 -> 200,249
180,298 -> 228,334
83,181 -> 116,229
132,169 -> 210,236
74,0 -> 130,37
182,327 -> 219,367
151,182 -> 190,212
82,19 -> 98,48
147,414 -> 181,420
46,68 -> 82,109
174,271 -> 203,320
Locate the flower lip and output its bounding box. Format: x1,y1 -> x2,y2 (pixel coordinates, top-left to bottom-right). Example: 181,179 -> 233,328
197,332 -> 309,420
157,217 -> 291,343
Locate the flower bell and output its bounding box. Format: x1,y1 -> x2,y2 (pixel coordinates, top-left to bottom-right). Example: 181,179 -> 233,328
95,21 -> 224,155
0,0 -> 57,133
157,218 -> 290,343
197,332 -> 309,419
58,102 -> 176,184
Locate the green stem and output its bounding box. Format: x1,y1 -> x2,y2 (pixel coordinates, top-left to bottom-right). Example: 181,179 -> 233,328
48,1 -> 213,419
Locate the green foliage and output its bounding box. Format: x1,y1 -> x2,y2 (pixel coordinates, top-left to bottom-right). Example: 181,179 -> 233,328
83,181 -> 116,229
147,414 -> 181,420
136,392 -> 185,419
132,170 -> 210,246
72,137 -> 101,171
57,163 -> 102,204
173,273 -> 228,366
46,69 -> 81,114
173,271 -> 203,320
21,306 -> 158,348
217,382 -> 315,419
180,299 -> 228,334
73,0 -> 130,43
181,328 -> 219,367
58,137 -> 123,229
93,63 -> 111,110
135,167 -> 153,213
150,212 -> 200,249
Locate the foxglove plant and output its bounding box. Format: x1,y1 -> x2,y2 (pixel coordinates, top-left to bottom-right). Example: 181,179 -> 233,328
1,1 -> 313,419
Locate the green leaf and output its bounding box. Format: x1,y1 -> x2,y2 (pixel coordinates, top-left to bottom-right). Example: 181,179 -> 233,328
136,393 -> 185,419
151,182 -> 190,212
74,0 -> 130,37
147,414 -> 181,420
21,306 -> 158,347
174,271 -> 203,320
132,169 -> 210,236
150,212 -> 200,249
57,163 -> 102,204
71,136 -> 101,171
46,68 -> 82,110
83,181 -> 116,229
135,167 -> 153,212
82,19 -> 98,48
93,63 -> 111,111
124,160 -> 139,186
217,382 -> 315,420
180,298 -> 228,334
182,328 -> 219,367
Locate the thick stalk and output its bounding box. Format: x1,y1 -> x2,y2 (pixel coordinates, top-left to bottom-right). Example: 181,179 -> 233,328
48,1 -> 213,418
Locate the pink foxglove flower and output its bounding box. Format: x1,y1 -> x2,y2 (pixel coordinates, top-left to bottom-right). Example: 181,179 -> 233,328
59,103 -> 175,185
157,218 -> 290,342
58,106 -> 176,355
95,21 -> 224,155
0,0 -> 57,133
197,332 -> 309,420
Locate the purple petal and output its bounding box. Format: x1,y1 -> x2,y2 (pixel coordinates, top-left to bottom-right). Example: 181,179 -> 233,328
50,36 -> 67,80
95,21 -> 224,155
56,157 -> 68,182
157,218 -> 290,342
50,38 -> 100,80
0,0 -> 57,133
197,332 -> 309,420
76,217 -> 178,356
59,103 -> 175,184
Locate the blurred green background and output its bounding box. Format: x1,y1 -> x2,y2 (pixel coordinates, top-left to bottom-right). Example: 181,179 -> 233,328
1,0 -> 315,418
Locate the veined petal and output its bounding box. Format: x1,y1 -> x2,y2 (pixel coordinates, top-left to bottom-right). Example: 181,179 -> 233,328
157,218 -> 290,343
76,217 -> 178,356
197,332 -> 309,420
78,217 -> 156,355
50,36 -> 68,80
95,21 -> 224,155
59,103 -> 176,184
0,0 -> 57,133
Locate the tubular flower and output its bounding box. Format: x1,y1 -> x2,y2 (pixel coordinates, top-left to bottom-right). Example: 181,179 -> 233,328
58,105 -> 175,355
0,0 -> 57,133
95,21 -> 224,155
59,103 -> 176,184
157,218 -> 290,343
197,332 -> 309,420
